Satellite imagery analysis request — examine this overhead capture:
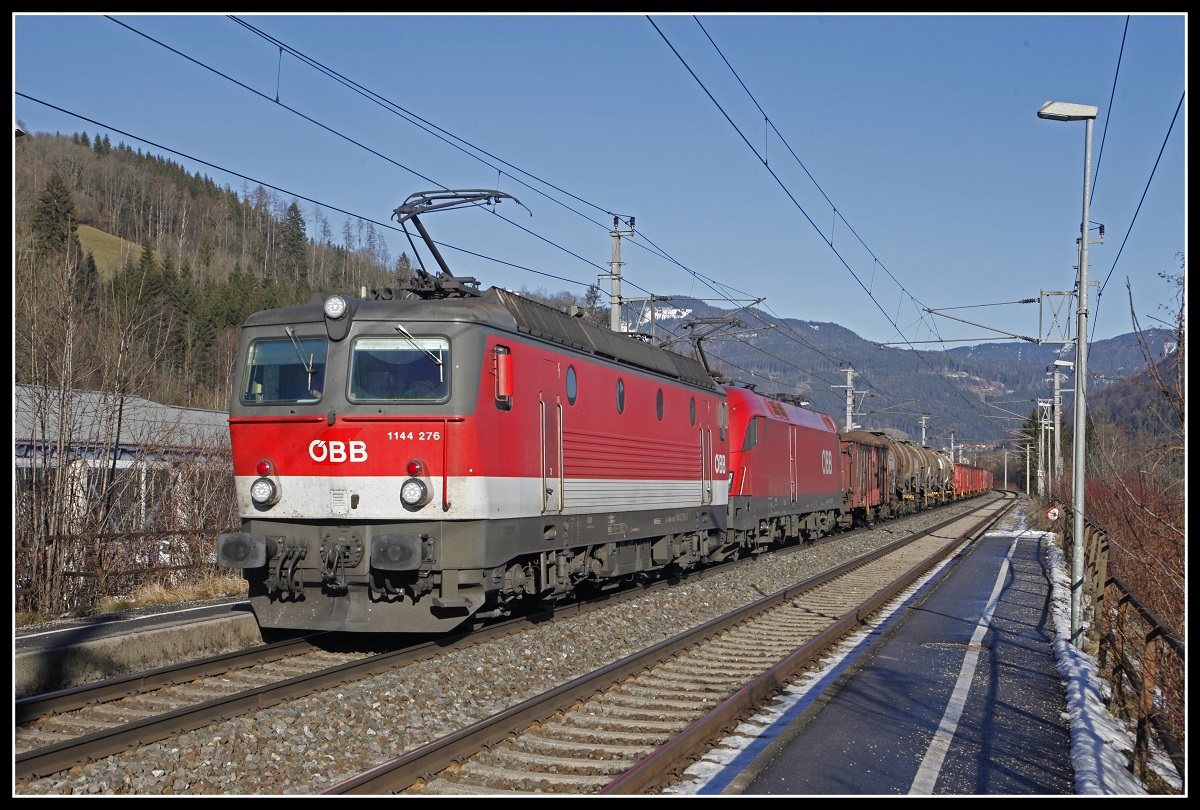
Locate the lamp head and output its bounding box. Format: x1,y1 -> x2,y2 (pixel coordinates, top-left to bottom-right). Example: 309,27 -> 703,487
1037,101 -> 1098,121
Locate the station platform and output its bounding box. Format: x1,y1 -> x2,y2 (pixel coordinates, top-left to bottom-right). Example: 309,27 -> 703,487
14,600 -> 260,698
668,505 -> 1079,795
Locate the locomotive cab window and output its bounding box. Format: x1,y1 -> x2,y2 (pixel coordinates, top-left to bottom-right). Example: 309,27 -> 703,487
349,336 -> 449,402
242,337 -> 327,404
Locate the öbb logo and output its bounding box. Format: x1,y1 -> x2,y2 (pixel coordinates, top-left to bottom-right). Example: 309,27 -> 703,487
309,439 -> 368,463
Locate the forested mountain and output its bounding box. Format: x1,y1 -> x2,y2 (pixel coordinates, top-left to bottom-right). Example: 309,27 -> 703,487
1085,347 -> 1183,440
14,130 -> 1175,449
15,131 -> 411,411
622,295 -> 1176,449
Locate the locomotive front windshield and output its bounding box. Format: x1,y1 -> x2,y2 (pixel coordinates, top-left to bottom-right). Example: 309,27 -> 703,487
349,335 -> 449,402
242,337 -> 327,404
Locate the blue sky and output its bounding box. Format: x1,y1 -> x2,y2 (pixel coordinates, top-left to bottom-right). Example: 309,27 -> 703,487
14,13 -> 1186,347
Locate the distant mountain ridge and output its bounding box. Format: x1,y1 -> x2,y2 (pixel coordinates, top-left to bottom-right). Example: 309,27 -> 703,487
17,131 -> 1173,451
639,295 -> 1174,449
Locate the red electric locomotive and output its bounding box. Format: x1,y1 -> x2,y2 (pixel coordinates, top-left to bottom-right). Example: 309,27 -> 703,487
218,191 -> 731,633
724,387 -> 844,544
216,284 -> 732,634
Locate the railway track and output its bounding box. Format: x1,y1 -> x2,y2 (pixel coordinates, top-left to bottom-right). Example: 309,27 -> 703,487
332,493 -> 1015,794
14,494 -> 1011,794
14,512 -> 890,781
15,598 -> 604,782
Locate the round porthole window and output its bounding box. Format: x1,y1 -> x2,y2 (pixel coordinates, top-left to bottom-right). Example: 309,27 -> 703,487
566,366 -> 577,405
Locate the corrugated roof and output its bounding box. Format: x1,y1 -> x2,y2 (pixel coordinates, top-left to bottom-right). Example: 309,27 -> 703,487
14,385 -> 229,452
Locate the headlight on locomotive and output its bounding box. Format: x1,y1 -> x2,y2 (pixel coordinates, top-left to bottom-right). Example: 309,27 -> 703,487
400,478 -> 428,509
399,458 -> 430,510
250,458 -> 280,507
323,294 -> 348,320
250,477 -> 278,505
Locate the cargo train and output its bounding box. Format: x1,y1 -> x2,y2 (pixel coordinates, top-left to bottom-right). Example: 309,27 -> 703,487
217,191 -> 993,634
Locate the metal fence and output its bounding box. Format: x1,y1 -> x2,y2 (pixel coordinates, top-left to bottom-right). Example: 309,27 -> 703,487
15,530 -> 227,615
1060,507 -> 1185,790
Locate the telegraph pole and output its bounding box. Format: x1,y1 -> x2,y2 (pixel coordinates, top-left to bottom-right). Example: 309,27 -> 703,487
1037,398 -> 1052,499
1049,362 -> 1069,482
605,216 -> 635,332
833,367 -> 857,432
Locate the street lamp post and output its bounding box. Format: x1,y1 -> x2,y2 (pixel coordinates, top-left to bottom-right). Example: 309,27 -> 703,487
1038,100 -> 1098,648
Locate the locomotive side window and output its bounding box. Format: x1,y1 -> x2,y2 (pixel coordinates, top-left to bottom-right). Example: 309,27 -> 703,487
616,378 -> 625,414
742,415 -> 761,450
566,365 -> 577,405
349,336 -> 449,402
656,388 -> 664,421
690,397 -> 696,426
243,337 -> 327,404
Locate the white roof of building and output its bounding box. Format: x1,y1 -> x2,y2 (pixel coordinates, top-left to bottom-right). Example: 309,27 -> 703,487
14,385 -> 229,452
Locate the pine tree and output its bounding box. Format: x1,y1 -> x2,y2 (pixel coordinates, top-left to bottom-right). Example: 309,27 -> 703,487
31,172 -> 78,256
277,200 -> 308,282
393,251 -> 414,284
76,251 -> 99,309
137,237 -> 160,299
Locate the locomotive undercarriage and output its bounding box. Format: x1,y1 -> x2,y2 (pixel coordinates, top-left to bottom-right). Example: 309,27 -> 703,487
495,527 -> 732,611
221,506 -> 733,634
735,508 -> 841,548
727,493 -> 846,550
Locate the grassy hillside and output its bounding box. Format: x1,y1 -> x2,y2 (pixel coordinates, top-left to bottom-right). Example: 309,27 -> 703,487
77,224 -> 156,279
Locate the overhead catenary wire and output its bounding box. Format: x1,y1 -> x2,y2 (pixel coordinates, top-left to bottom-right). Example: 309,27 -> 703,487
649,16 -> 991,425
156,15 -> 871,393
21,16 -> 1173,444
22,16 -> 984,441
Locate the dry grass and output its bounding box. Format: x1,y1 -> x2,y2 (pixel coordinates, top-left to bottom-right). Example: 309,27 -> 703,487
15,575 -> 249,627
92,575 -> 249,615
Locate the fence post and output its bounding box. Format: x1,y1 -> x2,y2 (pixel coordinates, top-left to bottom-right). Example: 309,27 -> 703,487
1109,595 -> 1130,715
1133,629 -> 1161,782
1096,577 -> 1115,680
